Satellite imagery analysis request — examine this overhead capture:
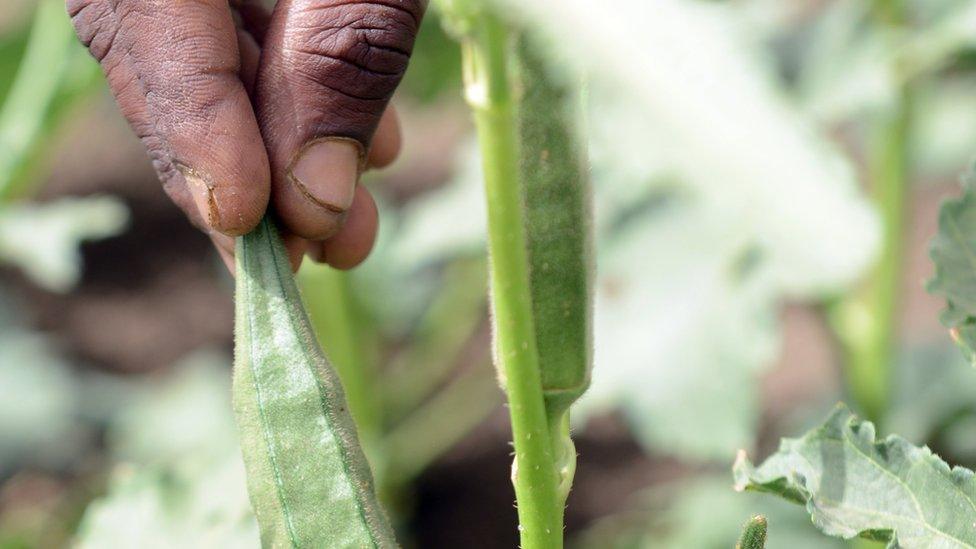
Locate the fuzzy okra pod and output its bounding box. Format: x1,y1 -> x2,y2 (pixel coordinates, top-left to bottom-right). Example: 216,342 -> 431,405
234,218 -> 395,548
516,37 -> 592,424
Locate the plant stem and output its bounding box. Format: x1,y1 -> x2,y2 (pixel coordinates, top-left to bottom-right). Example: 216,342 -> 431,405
836,0 -> 912,426
459,12 -> 563,548
382,258 -> 487,418
384,359 -> 500,485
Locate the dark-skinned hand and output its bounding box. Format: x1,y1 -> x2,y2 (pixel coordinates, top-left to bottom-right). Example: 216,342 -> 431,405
67,0 -> 426,271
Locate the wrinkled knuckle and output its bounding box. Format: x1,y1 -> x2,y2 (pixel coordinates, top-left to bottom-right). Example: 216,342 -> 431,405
289,1 -> 421,101
67,0 -> 123,63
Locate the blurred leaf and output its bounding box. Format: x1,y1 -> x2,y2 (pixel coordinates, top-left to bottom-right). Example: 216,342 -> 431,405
387,141 -> 485,271
790,0 -> 893,122
575,476 -> 842,549
941,417 -> 976,464
352,145 -> 485,338
77,351 -> 258,548
380,257 -> 487,418
888,344 -> 976,456
0,329 -> 80,472
106,351 -> 237,466
399,9 -> 462,103
0,24 -> 29,105
0,196 -> 129,291
582,192 -> 779,459
913,77 -> 976,178
734,404 -> 976,548
928,174 -> 976,365
761,0 -> 976,124
76,455 -> 258,549
899,0 -> 976,80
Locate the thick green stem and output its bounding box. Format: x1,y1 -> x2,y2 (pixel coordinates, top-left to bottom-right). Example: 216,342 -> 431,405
382,258 -> 487,418
457,12 -> 563,549
384,359 -> 500,484
836,1 -> 912,426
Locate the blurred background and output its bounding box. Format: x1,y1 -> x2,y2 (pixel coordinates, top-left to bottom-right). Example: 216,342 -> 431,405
2,0 -> 976,547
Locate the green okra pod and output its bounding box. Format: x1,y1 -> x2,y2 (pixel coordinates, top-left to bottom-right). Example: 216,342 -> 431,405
516,36 -> 593,421
234,218 -> 395,548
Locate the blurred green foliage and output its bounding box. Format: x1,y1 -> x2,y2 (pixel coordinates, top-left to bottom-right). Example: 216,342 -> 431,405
0,0 -> 125,291
574,477 -> 841,549
929,170 -> 976,365
77,353 -> 258,548
399,9 -> 463,103
3,0 -> 976,546
0,0 -> 102,201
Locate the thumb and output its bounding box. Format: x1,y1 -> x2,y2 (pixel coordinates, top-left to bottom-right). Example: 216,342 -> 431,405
256,0 -> 425,240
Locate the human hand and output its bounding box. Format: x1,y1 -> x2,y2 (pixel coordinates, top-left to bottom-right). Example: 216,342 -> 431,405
68,0 -> 425,270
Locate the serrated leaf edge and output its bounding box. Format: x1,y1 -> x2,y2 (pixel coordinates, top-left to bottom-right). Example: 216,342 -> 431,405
734,404 -> 976,548
927,168 -> 976,365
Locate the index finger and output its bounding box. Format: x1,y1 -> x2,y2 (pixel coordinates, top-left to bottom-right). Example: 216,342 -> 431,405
68,0 -> 270,236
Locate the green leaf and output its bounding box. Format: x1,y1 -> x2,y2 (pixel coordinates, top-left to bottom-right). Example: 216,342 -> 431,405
733,404 -> 976,548
398,9 -> 462,103
233,218 -> 395,548
736,515 -> 767,549
0,23 -> 30,106
928,173 -> 976,365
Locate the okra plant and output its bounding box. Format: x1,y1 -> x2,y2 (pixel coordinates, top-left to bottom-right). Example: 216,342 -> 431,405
22,0 -> 976,546
232,3 -> 591,547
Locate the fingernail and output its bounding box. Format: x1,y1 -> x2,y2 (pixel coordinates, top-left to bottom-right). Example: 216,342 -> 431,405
288,138 -> 362,214
178,164 -> 219,229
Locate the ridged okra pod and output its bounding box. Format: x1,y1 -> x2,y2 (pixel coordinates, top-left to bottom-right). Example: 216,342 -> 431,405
234,218 -> 396,548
